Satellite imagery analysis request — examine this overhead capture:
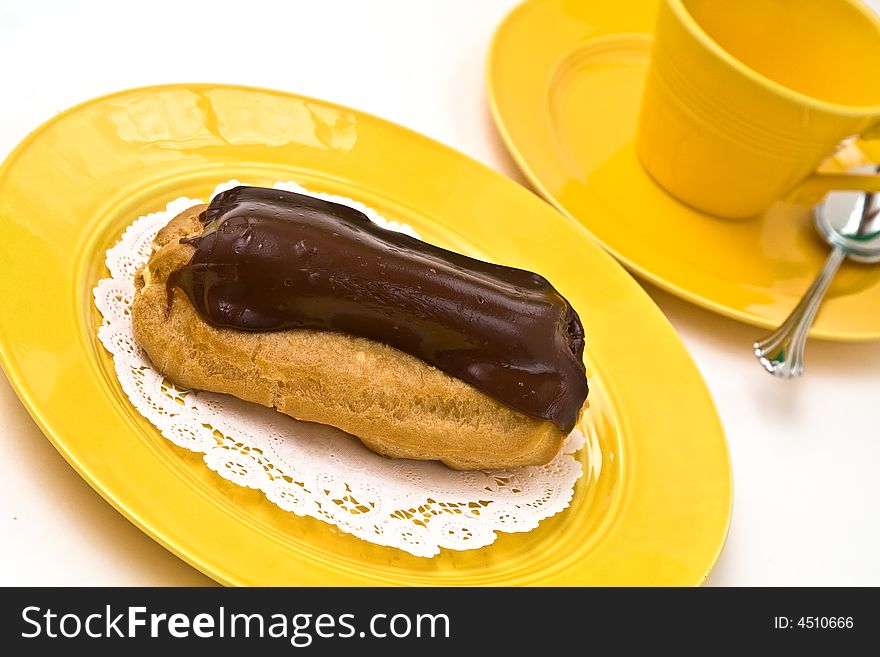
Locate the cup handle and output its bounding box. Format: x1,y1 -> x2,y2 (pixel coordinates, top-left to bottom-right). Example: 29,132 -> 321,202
787,122 -> 880,205
788,171 -> 880,206
860,121 -> 880,141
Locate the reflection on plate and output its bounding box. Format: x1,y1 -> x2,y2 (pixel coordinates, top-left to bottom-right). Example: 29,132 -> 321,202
488,0 -> 880,340
0,84 -> 730,585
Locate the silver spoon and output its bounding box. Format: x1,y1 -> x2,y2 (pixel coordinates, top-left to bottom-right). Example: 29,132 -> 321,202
754,170 -> 880,378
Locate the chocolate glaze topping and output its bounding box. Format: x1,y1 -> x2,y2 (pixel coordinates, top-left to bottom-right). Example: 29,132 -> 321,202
169,186 -> 587,432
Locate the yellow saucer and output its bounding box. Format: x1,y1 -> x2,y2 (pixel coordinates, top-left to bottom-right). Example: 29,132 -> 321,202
0,84 -> 730,585
488,0 -> 880,340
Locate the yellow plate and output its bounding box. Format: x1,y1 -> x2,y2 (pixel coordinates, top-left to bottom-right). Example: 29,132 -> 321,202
488,0 -> 880,341
0,84 -> 730,585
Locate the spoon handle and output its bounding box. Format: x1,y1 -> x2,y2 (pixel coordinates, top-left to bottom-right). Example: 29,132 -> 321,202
753,246 -> 846,378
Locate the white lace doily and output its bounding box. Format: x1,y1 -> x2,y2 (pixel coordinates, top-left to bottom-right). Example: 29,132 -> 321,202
94,180 -> 585,557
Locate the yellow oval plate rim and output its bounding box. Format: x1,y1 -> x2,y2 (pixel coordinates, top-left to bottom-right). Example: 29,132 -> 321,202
0,83 -> 731,585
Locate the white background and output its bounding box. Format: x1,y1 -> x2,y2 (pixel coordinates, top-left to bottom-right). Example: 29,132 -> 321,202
1,0 -> 879,586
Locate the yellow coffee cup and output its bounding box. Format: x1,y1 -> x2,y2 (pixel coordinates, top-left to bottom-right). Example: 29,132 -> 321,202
637,0 -> 880,219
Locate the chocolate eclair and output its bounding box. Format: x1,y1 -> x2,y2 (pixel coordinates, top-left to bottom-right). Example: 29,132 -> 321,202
132,186 -> 588,470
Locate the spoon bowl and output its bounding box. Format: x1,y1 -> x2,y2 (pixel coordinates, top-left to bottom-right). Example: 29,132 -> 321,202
754,169 -> 880,377
815,187 -> 880,263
